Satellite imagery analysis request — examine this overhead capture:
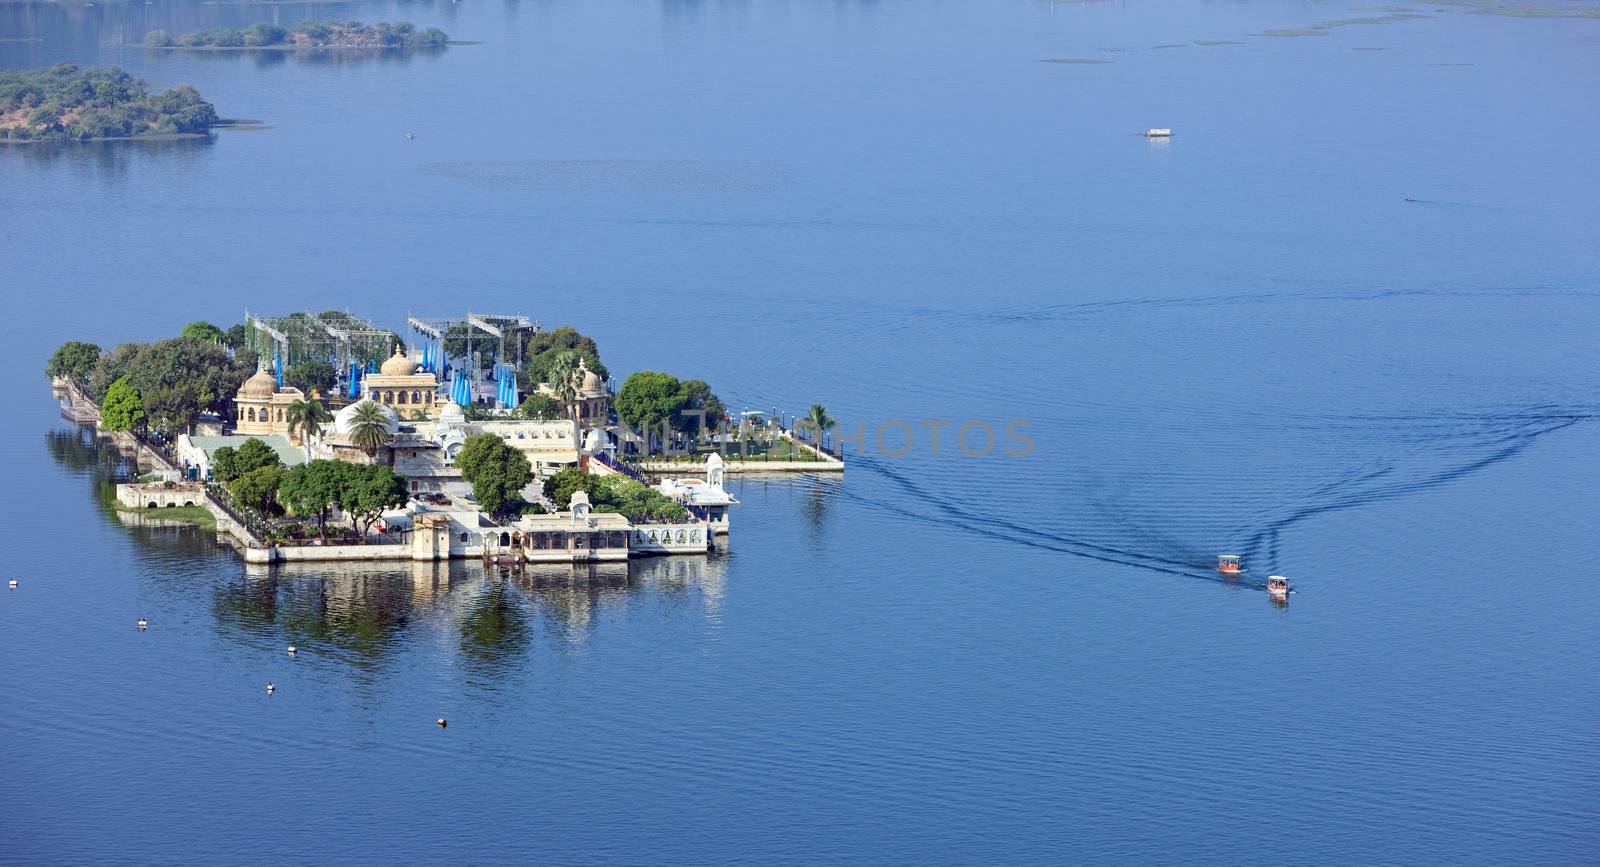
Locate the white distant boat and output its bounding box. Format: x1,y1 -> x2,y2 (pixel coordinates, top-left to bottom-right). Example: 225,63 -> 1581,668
1142,128 -> 1172,138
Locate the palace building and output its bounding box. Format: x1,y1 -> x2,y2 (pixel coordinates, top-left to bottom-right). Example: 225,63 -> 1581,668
364,346 -> 441,420
232,362 -> 306,438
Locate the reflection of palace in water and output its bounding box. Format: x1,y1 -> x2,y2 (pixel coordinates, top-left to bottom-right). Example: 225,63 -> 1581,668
228,553 -> 731,660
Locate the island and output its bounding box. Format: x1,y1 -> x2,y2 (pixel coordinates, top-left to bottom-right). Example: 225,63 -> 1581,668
48,310 -> 841,565
0,63 -> 218,143
146,21 -> 449,51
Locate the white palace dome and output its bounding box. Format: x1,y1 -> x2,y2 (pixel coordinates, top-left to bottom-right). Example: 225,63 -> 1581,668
333,400 -> 400,437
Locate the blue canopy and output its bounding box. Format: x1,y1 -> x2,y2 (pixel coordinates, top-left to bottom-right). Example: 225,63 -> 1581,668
273,348 -> 284,389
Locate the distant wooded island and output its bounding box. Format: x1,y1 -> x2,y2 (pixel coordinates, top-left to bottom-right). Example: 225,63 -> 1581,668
146,21 -> 449,51
0,63 -> 217,143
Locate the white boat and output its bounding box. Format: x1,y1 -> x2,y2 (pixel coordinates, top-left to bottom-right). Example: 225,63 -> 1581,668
1267,575 -> 1291,597
1142,128 -> 1172,138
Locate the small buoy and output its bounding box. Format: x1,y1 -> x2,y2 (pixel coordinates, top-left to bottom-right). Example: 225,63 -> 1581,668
287,646 -> 297,655
404,132 -> 414,140
266,682 -> 276,694
137,618 -> 148,630
7,580 -> 16,589
437,718 -> 447,728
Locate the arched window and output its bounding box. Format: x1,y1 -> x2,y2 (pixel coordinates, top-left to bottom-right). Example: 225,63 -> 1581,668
398,391 -> 408,405
459,532 -> 468,543
412,391 -> 421,404
499,532 -> 510,547
246,407 -> 255,422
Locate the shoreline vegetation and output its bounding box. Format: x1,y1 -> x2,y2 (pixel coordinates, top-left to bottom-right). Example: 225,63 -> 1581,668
0,63 -> 218,143
145,21 -> 449,52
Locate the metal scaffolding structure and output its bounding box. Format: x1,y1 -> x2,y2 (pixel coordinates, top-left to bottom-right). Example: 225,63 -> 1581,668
406,311 -> 539,372
243,309 -> 398,391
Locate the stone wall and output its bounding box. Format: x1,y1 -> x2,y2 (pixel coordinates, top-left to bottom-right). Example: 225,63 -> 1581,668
117,483 -> 205,510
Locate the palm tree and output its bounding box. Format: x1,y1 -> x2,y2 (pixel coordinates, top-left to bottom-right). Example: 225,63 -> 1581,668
546,351 -> 582,421
804,404 -> 835,456
285,398 -> 333,461
347,400 -> 393,460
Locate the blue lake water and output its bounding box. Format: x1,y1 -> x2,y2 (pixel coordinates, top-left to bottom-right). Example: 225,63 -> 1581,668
3,1 -> 1599,863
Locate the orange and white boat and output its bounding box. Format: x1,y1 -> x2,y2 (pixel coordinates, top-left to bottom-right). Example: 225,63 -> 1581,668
1217,554 -> 1243,575
1267,576 -> 1291,598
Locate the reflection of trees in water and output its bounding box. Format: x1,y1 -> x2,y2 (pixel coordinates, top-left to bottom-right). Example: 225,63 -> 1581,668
458,578 -> 529,670
44,427 -> 113,473
515,563 -> 631,645
1,134 -> 214,177
46,427 -> 196,538
199,542 -> 732,674
631,553 -> 730,619
173,46 -> 445,68
803,477 -> 841,538
214,563 -> 439,668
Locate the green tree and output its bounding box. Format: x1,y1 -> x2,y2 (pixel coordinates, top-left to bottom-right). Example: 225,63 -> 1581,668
615,371 -> 687,450
89,336 -> 251,416
46,341 -> 101,385
803,404 -> 836,454
143,382 -> 205,436
100,376 -> 144,432
242,23 -> 288,46
546,351 -> 581,420
677,378 -> 726,438
516,326 -> 607,386
210,445 -> 240,482
338,463 -> 408,536
345,400 -> 393,458
286,360 -> 337,397
222,323 -> 249,348
514,393 -> 562,420
229,465 -> 285,515
181,321 -> 225,343
285,397 -> 333,460
456,433 -> 533,516
236,437 -> 283,473
278,460 -> 344,538
542,466 -> 599,508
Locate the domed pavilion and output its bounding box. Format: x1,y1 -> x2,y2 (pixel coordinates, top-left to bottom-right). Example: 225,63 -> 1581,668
233,361 -> 305,437
363,345 -> 440,421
